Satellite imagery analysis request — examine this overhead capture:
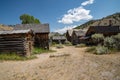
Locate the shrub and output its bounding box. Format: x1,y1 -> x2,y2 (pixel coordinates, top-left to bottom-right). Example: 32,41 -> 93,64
92,34 -> 104,45
104,37 -> 116,49
33,47 -> 55,54
113,33 -> 120,50
56,44 -> 64,49
0,52 -> 36,61
95,46 -> 109,55
85,46 -> 96,53
52,42 -> 57,46
64,41 -> 72,46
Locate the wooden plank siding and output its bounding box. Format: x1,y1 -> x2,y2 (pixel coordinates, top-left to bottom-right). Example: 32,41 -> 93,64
35,33 -> 49,49
86,26 -> 120,37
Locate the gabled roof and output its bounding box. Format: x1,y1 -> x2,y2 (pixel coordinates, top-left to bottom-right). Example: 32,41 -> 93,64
73,29 -> 87,37
49,32 -> 61,38
52,36 -> 66,40
0,29 -> 32,35
93,26 -> 120,33
67,29 -> 73,37
67,29 -> 81,37
14,24 -> 49,33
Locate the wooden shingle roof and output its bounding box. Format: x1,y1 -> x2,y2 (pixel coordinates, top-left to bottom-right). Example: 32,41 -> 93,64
14,24 -> 49,33
52,36 -> 66,40
73,29 -> 87,37
93,26 -> 120,33
67,29 -> 81,37
86,26 -> 120,36
0,29 -> 32,35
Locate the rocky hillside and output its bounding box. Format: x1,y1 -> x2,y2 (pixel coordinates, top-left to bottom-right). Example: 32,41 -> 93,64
0,24 -> 13,31
75,12 -> 120,29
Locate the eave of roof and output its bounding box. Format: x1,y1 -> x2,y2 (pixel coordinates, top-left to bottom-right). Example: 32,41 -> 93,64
0,29 -> 32,35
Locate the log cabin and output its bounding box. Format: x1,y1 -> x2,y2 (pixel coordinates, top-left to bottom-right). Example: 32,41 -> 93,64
14,24 -> 50,49
0,29 -> 33,57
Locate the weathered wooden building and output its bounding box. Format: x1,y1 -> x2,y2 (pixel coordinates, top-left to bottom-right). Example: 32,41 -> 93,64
66,29 -> 82,42
82,25 -> 120,45
79,19 -> 120,43
86,26 -> 120,37
52,36 -> 66,44
86,19 -> 120,36
14,24 -> 50,49
71,30 -> 86,45
0,29 -> 33,56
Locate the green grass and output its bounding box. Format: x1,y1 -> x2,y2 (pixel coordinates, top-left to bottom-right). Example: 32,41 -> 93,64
85,46 -> 120,55
0,53 -> 36,61
85,46 -> 96,53
0,47 -> 55,61
32,47 -> 56,54
55,44 -> 64,49
64,41 -> 73,46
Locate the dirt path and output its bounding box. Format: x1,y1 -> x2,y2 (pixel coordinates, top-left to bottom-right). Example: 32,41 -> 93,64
0,46 -> 120,80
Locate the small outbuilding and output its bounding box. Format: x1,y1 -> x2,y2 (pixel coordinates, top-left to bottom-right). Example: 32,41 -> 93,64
71,30 -> 87,45
14,24 -> 50,49
52,36 -> 66,44
0,29 -> 33,56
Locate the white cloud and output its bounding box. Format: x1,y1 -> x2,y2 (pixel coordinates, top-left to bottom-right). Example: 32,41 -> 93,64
58,7 -> 93,24
54,25 -> 76,34
58,0 -> 95,24
81,0 -> 94,6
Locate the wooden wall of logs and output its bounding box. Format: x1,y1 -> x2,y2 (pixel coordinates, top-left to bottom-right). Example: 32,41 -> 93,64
0,30 -> 33,57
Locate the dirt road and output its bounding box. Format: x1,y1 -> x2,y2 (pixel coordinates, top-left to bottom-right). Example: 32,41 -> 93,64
0,46 -> 120,80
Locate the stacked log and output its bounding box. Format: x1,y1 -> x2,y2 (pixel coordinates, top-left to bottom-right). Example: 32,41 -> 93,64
0,30 -> 33,56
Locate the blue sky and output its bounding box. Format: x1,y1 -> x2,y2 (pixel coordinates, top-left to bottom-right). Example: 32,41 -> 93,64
0,0 -> 120,33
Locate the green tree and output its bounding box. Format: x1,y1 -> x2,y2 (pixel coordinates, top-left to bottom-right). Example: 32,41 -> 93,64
20,14 -> 41,24
34,19 -> 40,24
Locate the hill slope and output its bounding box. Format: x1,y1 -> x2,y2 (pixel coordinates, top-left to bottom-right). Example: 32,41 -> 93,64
75,12 -> 120,29
0,24 -> 13,31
